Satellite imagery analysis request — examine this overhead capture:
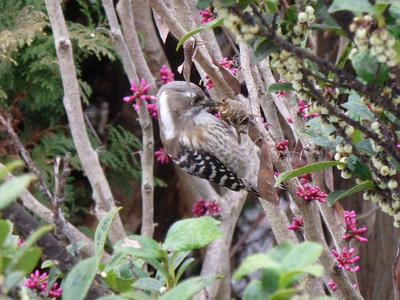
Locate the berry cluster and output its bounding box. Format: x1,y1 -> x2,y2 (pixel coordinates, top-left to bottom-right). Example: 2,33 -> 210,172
192,199 -> 221,217
275,139 -> 289,151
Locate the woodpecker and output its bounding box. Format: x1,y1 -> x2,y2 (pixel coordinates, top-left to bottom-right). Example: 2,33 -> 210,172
157,81 -> 260,195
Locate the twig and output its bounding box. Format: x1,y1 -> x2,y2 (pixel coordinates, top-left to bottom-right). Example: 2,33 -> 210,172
44,0 -> 126,243
102,0 -> 155,237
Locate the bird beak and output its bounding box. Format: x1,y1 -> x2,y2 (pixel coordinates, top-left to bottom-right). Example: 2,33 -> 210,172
202,98 -> 215,107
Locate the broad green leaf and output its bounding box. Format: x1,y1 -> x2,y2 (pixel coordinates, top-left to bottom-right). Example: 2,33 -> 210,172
254,39 -> 278,63
15,247 -> 41,274
175,258 -> 195,284
341,94 -> 374,121
269,288 -> 298,300
355,139 -> 376,156
196,0 -> 212,9
7,225 -> 52,273
163,217 -> 223,252
94,207 -> 122,258
328,0 -> 373,14
121,291 -> 153,300
238,0 -> 257,9
0,220 -> 11,246
97,296 -> 127,300
266,82 -> 294,94
114,235 -> 164,259
4,270 -> 24,291
176,18 -> 223,50
327,181 -> 374,207
351,129 -> 364,144
233,253 -> 280,280
160,276 -> 219,300
351,50 -> 388,84
346,155 -> 372,180
299,118 -> 341,149
243,280 -> 271,300
171,250 -> 191,274
267,242 -> 293,262
274,161 -> 346,187
278,265 -> 323,288
0,174 -> 35,209
41,260 -> 54,269
133,278 -> 164,293
281,242 -> 323,271
0,160 -> 24,181
62,256 -> 99,300
260,268 -> 280,294
265,0 -> 278,14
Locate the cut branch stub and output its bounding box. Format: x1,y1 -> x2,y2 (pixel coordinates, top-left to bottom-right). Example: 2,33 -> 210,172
258,142 -> 278,203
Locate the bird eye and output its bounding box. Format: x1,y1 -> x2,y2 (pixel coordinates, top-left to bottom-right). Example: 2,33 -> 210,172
191,95 -> 203,105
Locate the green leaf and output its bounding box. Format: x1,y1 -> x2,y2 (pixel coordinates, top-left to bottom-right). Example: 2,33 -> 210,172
233,253 -> 280,280
341,95 -> 374,121
163,217 -> 223,252
196,0 -> 212,9
254,39 -> 277,63
281,242 -> 323,272
351,129 -> 364,144
97,296 -> 128,300
269,288 -> 298,300
267,242 -> 293,262
7,225 -> 52,273
114,235 -> 164,259
279,265 -> 323,288
15,247 -> 41,274
299,118 -> 341,149
45,266 -> 62,295
266,82 -> 294,94
62,256 -> 99,300
243,280 -> 271,300
176,18 -> 223,50
351,50 -> 389,84
94,207 -> 122,258
66,241 -> 87,256
265,0 -> 278,14
355,139 -> 376,156
328,0 -> 373,14
0,160 -> 24,181
175,257 -> 195,284
0,220 -> 11,247
133,278 -> 164,293
121,291 -> 153,300
274,161 -> 346,187
327,181 -> 374,207
346,155 -> 372,180
238,0 -> 257,9
160,276 -> 219,300
0,174 -> 35,209
260,268 -> 280,294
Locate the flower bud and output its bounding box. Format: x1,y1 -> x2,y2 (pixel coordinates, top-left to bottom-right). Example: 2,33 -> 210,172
341,170 -> 352,179
380,165 -> 390,176
345,126 -> 354,137
388,179 -> 398,190
343,144 -> 353,154
298,12 -> 307,23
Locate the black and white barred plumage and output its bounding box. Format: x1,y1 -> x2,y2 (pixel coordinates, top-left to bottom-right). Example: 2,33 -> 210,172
157,81 -> 259,196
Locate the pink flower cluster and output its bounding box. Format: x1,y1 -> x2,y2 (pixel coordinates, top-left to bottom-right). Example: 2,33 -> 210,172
154,147 -> 170,164
286,117 -> 293,123
192,198 -> 221,217
296,184 -> 327,203
24,270 -> 62,298
342,210 -> 368,242
199,9 -> 214,24
123,78 -> 158,120
204,57 -> 237,90
286,216 -> 303,231
328,279 -> 357,292
275,140 -> 289,151
299,173 -> 312,185
298,99 -> 318,118
331,247 -> 360,272
159,65 -> 175,84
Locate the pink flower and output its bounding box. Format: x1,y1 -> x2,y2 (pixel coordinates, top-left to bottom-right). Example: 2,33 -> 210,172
327,279 -> 337,292
298,99 -> 318,118
199,9 -> 214,24
24,270 -> 62,298
192,199 -> 207,217
286,217 -> 303,231
299,173 -> 312,185
274,172 -> 280,177
286,117 -> 293,123
17,237 -> 23,247
296,184 -> 327,203
159,65 -> 175,84
154,148 -> 170,164
192,199 -> 221,217
146,103 -> 158,119
123,78 -> 156,103
397,144 -> 400,149
342,210 -> 368,243
204,57 -> 237,90
205,201 -> 221,216
331,247 -> 360,272
275,79 -> 287,97
275,140 -> 289,151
